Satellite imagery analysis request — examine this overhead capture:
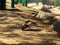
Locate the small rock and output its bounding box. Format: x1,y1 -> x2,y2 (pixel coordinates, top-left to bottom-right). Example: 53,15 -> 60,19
41,5 -> 51,12
32,2 -> 43,10
53,20 -> 60,33
55,16 -> 60,20
27,3 -> 37,7
36,12 -> 54,24
50,6 -> 60,15
36,12 -> 54,20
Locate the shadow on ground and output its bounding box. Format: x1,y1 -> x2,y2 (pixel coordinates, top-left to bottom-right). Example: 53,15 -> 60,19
0,42 -> 56,45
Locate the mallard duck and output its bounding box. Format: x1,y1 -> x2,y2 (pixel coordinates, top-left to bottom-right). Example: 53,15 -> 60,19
21,20 -> 32,30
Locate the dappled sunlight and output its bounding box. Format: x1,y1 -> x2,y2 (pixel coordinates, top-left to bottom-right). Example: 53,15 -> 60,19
0,0 -> 60,45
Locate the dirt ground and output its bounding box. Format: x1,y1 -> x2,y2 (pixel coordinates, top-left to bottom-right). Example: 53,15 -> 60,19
0,3 -> 60,45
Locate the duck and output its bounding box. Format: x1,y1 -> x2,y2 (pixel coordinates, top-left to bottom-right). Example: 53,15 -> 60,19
21,20 -> 32,30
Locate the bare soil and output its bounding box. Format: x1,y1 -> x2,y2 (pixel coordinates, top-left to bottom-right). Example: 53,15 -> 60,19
0,3 -> 60,45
